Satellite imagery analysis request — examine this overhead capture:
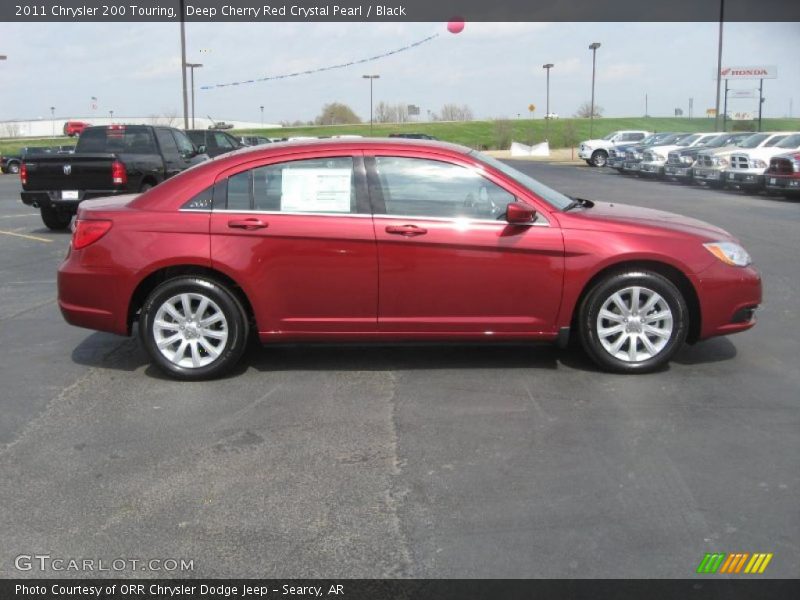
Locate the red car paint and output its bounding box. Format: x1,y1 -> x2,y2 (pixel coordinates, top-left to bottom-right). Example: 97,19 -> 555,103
57,139 -> 761,348
63,121 -> 91,137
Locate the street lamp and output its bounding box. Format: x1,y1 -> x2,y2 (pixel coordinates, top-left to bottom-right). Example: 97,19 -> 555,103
362,74 -> 380,135
109,110 -> 114,121
179,0 -> 189,130
260,105 -> 264,127
713,0 -> 726,131
588,42 -> 601,138
50,106 -> 55,138
186,62 -> 203,128
542,63 -> 554,139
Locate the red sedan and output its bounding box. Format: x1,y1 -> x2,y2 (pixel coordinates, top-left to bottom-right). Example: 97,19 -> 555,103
57,139 -> 761,379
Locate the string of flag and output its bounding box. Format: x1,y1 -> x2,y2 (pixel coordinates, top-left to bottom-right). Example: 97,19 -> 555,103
199,33 -> 440,91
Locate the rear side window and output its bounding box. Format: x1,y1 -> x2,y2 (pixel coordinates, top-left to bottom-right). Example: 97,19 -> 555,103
220,157 -> 357,214
764,135 -> 788,147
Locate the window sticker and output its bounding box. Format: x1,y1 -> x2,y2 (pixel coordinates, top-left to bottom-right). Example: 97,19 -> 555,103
281,168 -> 352,213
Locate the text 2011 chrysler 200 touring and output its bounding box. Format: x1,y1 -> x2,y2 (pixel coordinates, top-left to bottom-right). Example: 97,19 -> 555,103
57,139 -> 761,379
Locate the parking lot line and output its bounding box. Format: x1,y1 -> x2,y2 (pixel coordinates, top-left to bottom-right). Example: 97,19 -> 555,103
0,230 -> 53,243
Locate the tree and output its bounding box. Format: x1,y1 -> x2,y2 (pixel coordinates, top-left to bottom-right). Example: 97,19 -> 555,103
574,102 -> 604,118
374,101 -> 397,124
439,103 -> 474,122
493,119 -> 514,149
315,102 -> 361,126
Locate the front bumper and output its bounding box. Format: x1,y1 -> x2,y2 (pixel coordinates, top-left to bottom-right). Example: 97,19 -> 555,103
696,261 -> 762,339
664,165 -> 693,179
622,161 -> 642,172
765,174 -> 800,192
726,171 -> 765,188
693,167 -> 725,182
639,161 -> 666,176
578,147 -> 595,160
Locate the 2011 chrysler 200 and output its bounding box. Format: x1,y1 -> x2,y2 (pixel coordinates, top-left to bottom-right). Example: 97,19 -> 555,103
58,139 -> 761,380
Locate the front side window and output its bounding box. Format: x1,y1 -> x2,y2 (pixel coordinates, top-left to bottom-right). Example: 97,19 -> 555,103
374,156 -> 515,220
224,157 -> 357,214
173,130 -> 196,155
213,132 -> 235,150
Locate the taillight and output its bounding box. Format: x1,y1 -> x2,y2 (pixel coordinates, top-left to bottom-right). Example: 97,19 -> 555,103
72,219 -> 112,250
111,160 -> 127,186
20,162 -> 27,185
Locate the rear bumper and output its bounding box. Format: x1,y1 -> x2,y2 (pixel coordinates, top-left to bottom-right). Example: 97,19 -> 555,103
57,257 -> 129,336
21,189 -> 127,210
696,262 -> 762,339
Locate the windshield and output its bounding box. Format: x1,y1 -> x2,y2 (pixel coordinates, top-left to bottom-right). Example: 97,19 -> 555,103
677,134 -> 702,147
656,133 -> 686,146
474,151 -> 573,210
739,133 -> 770,148
776,134 -> 800,148
602,132 -> 617,141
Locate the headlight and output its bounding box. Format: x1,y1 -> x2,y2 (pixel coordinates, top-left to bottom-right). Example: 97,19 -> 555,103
633,152 -> 642,160
751,158 -> 767,169
704,241 -> 752,267
681,156 -> 694,165
652,153 -> 665,161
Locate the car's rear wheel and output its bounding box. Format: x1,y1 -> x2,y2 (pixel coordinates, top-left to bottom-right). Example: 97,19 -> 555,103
140,277 -> 249,380
578,271 -> 688,373
40,207 -> 72,230
8,162 -> 20,174
590,150 -> 608,167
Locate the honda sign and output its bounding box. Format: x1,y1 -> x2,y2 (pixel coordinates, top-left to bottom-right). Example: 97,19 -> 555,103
719,65 -> 777,80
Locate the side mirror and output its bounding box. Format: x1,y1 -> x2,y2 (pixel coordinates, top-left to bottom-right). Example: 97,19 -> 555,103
505,202 -> 536,225
197,145 -> 207,155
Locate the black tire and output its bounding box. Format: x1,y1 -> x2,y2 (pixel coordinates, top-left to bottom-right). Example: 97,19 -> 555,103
584,160 -> 593,167
40,207 -> 72,230
590,150 -> 608,168
578,270 -> 688,374
140,182 -> 154,193
8,162 -> 20,174
139,277 -> 249,380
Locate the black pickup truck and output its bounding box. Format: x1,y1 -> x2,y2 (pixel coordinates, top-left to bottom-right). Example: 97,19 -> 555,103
21,125 -> 207,230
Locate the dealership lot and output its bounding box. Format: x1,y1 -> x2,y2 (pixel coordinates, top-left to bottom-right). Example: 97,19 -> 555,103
0,165 -> 797,578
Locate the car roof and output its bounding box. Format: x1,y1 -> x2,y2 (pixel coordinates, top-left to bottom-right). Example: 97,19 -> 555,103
217,136 -> 473,159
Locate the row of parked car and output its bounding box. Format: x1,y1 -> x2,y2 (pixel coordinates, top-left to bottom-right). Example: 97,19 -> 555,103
577,129 -> 800,197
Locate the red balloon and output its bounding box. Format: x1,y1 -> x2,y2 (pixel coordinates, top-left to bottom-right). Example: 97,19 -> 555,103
447,19 -> 465,34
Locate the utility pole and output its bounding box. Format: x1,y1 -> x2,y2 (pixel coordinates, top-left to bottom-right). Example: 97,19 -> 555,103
714,0 -> 725,131
186,63 -> 203,128
50,106 -> 55,137
757,78 -> 764,132
362,75 -> 380,135
589,42 -> 601,138
543,63 -> 554,138
260,105 -> 264,127
179,0 -> 189,130
645,93 -> 648,117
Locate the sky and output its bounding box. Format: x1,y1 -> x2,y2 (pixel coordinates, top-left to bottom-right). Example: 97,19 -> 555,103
0,21 -> 798,124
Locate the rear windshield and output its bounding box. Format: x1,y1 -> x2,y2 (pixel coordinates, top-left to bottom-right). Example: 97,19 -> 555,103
77,127 -> 157,154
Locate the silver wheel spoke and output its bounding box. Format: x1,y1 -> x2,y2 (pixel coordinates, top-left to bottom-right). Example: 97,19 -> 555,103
609,334 -> 628,355
200,313 -> 224,327
202,328 -> 227,340
610,292 -> 630,316
154,319 -> 179,330
189,340 -> 201,368
195,297 -> 210,320
640,334 -> 658,356
157,332 -> 182,349
644,310 -> 671,323
180,294 -> 192,319
631,287 -> 641,313
627,336 -> 638,361
198,337 -> 221,358
164,304 -> 183,322
599,309 -> 625,323
643,324 -> 671,339
598,324 -> 625,338
640,294 -> 660,314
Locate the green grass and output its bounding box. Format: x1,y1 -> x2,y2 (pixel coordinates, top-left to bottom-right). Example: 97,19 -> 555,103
3,117 -> 799,156
235,117 -> 800,151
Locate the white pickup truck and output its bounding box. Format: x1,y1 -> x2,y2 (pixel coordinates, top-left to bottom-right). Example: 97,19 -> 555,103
726,132 -> 800,189
694,132 -> 794,188
638,133 -> 720,177
578,130 -> 651,167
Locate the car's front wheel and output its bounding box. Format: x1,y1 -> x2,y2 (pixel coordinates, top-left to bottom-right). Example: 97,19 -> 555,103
140,277 -> 249,380
590,150 -> 608,167
578,270 -> 688,373
8,162 -> 20,174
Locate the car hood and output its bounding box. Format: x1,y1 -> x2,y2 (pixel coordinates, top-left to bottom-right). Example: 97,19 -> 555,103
733,146 -> 800,160
699,145 -> 747,157
565,201 -> 732,240
581,138 -> 611,147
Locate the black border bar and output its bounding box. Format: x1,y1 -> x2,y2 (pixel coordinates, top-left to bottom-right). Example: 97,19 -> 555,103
3,579 -> 800,600
3,0 -> 800,22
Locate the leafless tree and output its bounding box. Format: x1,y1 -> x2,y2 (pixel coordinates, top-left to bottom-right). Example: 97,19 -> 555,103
439,104 -> 474,122
574,102 -> 604,118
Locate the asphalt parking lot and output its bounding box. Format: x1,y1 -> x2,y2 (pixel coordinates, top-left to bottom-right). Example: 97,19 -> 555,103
0,164 -> 797,579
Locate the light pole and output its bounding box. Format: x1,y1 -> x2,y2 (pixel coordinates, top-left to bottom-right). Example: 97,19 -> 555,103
362,74 -> 380,135
260,105 -> 264,127
50,106 -> 55,137
186,62 -> 203,128
179,0 -> 189,130
109,110 -> 114,121
543,63 -> 554,139
0,55 -> 7,61
588,42 -> 601,138
714,0 -> 725,131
